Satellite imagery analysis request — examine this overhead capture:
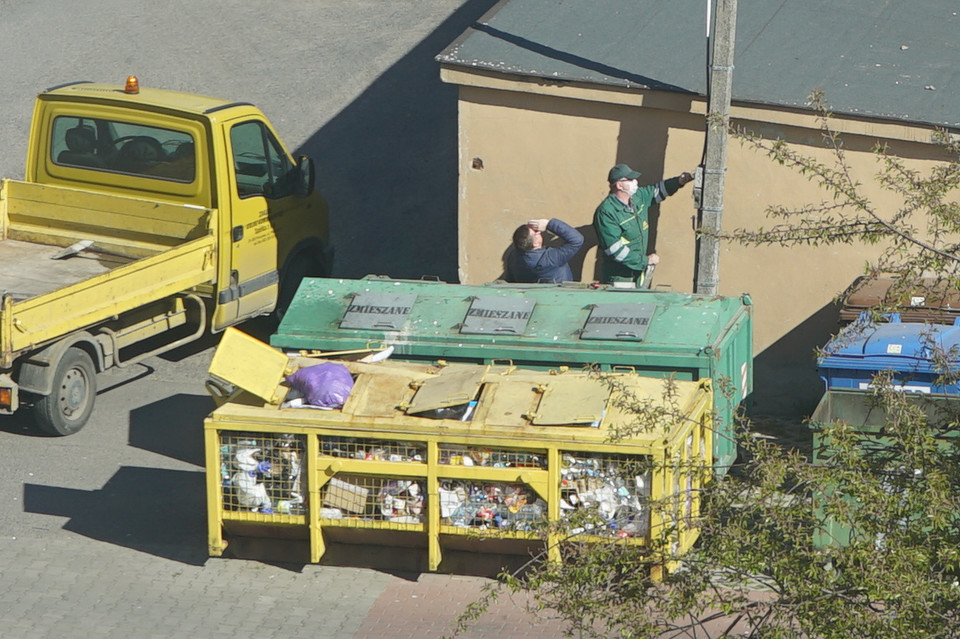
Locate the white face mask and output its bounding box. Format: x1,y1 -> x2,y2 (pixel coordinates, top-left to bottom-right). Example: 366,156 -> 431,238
622,180 -> 638,196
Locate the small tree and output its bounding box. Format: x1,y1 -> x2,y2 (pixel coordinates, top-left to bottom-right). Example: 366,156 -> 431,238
449,94 -> 960,639
730,89 -> 960,314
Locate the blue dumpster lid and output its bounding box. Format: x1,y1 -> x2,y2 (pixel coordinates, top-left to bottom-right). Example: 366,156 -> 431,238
819,319 -> 960,373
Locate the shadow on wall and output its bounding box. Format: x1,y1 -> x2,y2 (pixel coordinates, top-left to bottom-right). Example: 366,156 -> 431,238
615,117 -> 674,259
748,301 -> 841,418
296,0 -> 500,284
572,224 -> 600,282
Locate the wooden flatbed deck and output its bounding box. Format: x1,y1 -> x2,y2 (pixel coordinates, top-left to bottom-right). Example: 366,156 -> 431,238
0,238 -> 128,301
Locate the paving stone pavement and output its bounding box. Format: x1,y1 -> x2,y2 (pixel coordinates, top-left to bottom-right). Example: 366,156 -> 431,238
0,355 -> 571,639
0,330 -> 815,639
0,532 -> 570,639
0,402 -> 811,639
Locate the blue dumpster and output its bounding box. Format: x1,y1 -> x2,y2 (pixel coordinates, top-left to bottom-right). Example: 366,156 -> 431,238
818,316 -> 960,394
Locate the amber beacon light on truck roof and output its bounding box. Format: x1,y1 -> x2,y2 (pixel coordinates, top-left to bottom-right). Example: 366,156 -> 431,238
124,75 -> 140,94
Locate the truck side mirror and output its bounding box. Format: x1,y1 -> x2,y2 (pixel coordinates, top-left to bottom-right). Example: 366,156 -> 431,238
295,155 -> 315,197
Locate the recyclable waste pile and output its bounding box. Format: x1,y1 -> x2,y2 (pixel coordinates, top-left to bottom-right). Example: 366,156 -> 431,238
438,446 -> 545,469
318,476 -> 426,524
318,437 -> 547,469
441,481 -> 546,531
559,454 -> 651,538
220,433 -> 305,515
320,436 -> 426,463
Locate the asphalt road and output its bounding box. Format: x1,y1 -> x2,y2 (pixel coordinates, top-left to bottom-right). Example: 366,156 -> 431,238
0,2 -> 580,637
0,0 -> 496,281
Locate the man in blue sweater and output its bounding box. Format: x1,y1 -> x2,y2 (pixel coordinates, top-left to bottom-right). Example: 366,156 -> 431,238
505,218 -> 584,283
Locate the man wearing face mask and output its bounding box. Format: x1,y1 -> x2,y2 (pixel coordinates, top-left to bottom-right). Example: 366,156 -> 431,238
593,163 -> 694,287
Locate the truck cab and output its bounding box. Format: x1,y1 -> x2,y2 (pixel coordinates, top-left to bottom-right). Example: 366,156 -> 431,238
1,77 -> 331,435
27,77 -> 331,327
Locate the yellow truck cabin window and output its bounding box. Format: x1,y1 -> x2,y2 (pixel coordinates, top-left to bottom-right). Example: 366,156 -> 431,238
50,115 -> 196,183
230,121 -> 294,199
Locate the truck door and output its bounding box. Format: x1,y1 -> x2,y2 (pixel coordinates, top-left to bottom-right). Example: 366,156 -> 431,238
224,120 -> 299,320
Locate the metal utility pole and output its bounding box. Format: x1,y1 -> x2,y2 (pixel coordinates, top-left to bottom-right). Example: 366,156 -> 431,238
695,0 -> 737,296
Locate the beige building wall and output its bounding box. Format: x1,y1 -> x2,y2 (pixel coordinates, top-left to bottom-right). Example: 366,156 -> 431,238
442,67 -> 951,415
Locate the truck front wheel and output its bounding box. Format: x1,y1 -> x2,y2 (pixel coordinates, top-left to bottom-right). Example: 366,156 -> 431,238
34,347 -> 97,436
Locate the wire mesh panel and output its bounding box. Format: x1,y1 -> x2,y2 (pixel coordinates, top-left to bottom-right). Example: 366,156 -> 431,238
219,431 -> 306,515
666,432 -> 706,530
559,452 -> 652,538
320,474 -> 425,524
439,480 -> 546,531
319,435 -> 426,463
437,444 -> 547,469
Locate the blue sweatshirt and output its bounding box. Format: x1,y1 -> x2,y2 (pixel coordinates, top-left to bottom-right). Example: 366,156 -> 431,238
506,218 -> 584,283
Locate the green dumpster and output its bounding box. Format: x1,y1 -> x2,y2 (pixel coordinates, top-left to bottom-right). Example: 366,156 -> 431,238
272,277 -> 753,474
810,388 -> 960,547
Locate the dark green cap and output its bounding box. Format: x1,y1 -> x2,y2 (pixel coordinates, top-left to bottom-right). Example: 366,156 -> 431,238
607,163 -> 641,182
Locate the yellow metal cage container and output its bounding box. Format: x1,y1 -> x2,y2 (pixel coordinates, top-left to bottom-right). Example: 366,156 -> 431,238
204,328 -> 713,578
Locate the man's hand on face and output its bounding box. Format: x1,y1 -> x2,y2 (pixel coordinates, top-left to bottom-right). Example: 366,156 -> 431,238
527,219 -> 550,233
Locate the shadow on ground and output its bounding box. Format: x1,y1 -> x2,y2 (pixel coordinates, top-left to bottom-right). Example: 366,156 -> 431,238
129,393 -> 214,466
23,466 -> 209,566
0,410 -> 44,436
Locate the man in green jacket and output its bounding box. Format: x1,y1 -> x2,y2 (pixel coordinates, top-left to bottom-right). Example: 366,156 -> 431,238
593,163 -> 694,286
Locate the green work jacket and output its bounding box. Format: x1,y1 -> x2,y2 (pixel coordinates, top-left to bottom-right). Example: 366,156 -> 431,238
593,177 -> 682,283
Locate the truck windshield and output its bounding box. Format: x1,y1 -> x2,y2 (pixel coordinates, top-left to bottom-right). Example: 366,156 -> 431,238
51,115 -> 196,183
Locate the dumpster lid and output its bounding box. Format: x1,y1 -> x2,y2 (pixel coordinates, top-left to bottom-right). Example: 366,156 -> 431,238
476,380 -> 541,427
580,303 -> 656,341
339,292 -> 416,331
209,329 -> 714,437
530,377 -> 609,425
459,295 -> 535,335
473,376 -> 610,426
209,327 -> 292,404
401,365 -> 606,425
404,365 -> 489,413
839,276 -> 960,324
825,321 -> 960,360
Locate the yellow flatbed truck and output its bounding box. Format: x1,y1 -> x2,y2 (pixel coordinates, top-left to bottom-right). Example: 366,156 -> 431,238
0,77 -> 331,435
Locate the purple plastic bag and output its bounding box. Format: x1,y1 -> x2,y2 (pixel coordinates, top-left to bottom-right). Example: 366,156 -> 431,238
285,362 -> 354,408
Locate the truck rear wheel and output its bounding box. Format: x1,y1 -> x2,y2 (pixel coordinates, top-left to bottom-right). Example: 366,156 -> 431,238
34,347 -> 97,436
